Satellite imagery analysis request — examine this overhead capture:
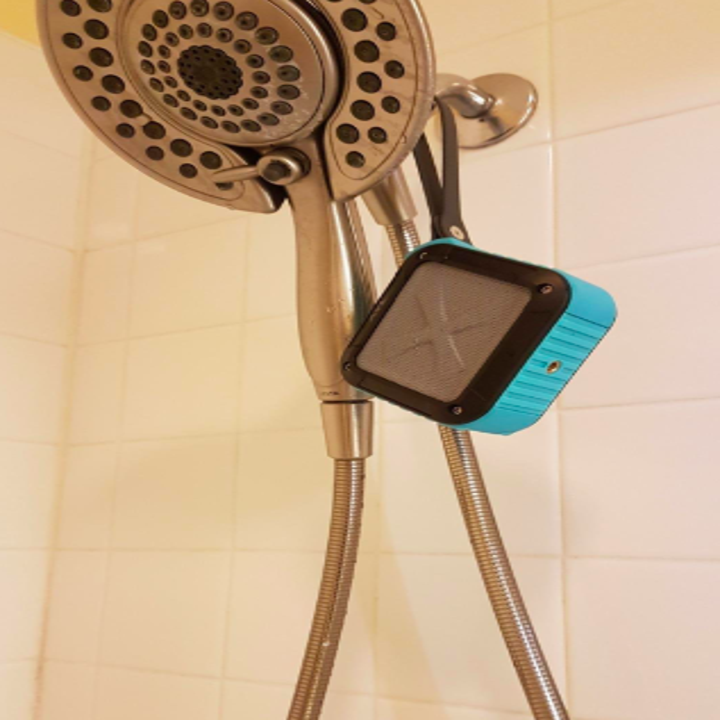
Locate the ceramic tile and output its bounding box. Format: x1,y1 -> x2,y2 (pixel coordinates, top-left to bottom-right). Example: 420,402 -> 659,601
0,34 -> 86,157
86,156 -> 139,249
101,552 -> 231,675
561,248 -> 720,408
239,316 -> 320,432
0,442 -> 57,549
96,668 -> 220,720
381,416 -> 561,557
0,551 -> 48,662
136,174 -> 236,240
78,246 -> 133,345
557,105 -> 720,268
567,558 -> 720,720
377,698 -> 533,720
236,428 -> 333,551
222,681 -> 373,720
38,663 -> 95,720
459,145 -> 554,265
553,0 -> 720,137
123,327 -> 241,439
114,436 -> 235,549
244,205 -> 296,321
563,400 -> 720,560
423,0 -> 548,55
58,445 -> 116,550
45,552 -> 107,663
227,552 -> 376,695
130,220 -> 247,337
69,342 -> 125,444
0,131 -> 80,249
377,554 -> 565,712
0,336 -> 66,443
550,0 -> 621,18
0,231 -> 74,344
0,661 -> 37,720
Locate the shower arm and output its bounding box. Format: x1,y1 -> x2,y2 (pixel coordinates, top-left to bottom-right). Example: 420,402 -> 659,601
364,169 -> 570,720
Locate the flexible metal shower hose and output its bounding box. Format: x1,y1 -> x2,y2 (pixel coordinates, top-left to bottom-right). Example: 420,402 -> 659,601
287,458 -> 365,720
387,220 -> 570,720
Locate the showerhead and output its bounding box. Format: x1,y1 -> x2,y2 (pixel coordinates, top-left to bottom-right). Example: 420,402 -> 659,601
39,0 -> 435,210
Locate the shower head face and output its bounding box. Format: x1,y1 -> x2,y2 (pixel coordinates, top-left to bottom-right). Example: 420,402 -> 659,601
40,0 -> 434,205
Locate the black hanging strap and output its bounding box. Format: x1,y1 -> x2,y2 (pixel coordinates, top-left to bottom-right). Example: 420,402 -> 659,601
413,98 -> 471,244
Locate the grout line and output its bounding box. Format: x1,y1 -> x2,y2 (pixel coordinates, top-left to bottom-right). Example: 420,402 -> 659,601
78,318 -> 251,347
0,122 -> 85,162
437,20 -> 549,57
566,241 -> 720,275
0,227 -> 77,255
554,98 -> 720,146
546,11 -> 574,710
35,546 -> 720,564
88,133 -> 143,720
32,128 -> 96,720
562,395 -> 720,413
550,0 -> 629,23
217,214 -> 252,720
0,330 -> 74,350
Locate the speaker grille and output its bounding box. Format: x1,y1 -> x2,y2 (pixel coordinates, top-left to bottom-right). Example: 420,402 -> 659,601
357,263 -> 532,403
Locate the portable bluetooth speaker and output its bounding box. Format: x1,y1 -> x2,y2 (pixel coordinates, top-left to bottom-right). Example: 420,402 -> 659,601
342,238 -> 617,435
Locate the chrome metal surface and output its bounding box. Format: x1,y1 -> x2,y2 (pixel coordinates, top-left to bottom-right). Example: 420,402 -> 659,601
437,73 -> 538,149
320,0 -> 436,200
439,427 -> 569,720
212,148 -> 309,185
288,458 -> 365,720
321,402 -> 374,460
288,136 -> 377,402
363,170 -> 417,227
384,216 -> 570,720
122,0 -> 339,147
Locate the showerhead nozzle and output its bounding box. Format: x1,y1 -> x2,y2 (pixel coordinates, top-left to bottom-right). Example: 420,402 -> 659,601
41,0 -> 436,405
39,0 -> 435,208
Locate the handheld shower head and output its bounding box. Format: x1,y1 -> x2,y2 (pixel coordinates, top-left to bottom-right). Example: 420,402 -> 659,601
40,0 -> 436,420
40,0 -> 435,208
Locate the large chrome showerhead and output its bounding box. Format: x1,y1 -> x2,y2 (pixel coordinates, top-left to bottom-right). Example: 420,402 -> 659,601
40,0 -> 435,209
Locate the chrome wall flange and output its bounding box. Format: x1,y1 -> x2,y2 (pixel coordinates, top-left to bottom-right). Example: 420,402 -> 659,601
436,73 -> 538,149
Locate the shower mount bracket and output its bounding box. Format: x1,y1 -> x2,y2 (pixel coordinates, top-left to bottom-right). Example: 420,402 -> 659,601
436,73 -> 538,149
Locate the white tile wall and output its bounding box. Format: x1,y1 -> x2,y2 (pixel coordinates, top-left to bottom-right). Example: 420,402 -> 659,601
113,436 -> 236,549
39,664 -> 95,720
24,2 -> 720,720
95,668 -> 220,720
552,0 -> 720,137
377,555 -> 565,713
123,327 -> 242,439
129,220 -> 247,337
226,553 -> 376,695
100,552 -> 231,676
0,29 -> 87,720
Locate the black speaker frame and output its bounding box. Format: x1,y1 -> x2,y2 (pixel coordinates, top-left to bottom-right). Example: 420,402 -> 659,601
341,240 -> 571,425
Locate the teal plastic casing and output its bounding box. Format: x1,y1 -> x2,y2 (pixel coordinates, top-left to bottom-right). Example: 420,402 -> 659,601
343,238 -> 618,436
419,239 -> 617,435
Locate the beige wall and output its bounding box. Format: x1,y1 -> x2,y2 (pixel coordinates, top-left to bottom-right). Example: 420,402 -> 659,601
6,0 -> 719,719
0,30 -> 87,720
0,3 -> 39,45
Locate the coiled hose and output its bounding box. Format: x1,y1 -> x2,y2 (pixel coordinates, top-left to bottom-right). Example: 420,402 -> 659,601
387,219 -> 570,720
287,458 -> 365,720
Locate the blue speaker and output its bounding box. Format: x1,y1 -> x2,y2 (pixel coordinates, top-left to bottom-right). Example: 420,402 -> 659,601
342,237 -> 617,435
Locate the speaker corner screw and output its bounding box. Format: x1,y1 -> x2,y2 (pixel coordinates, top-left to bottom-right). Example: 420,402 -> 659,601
538,283 -> 554,295
451,405 -> 464,416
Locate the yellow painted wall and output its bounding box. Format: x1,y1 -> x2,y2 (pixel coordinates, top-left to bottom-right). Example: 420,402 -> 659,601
0,2 -> 39,44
